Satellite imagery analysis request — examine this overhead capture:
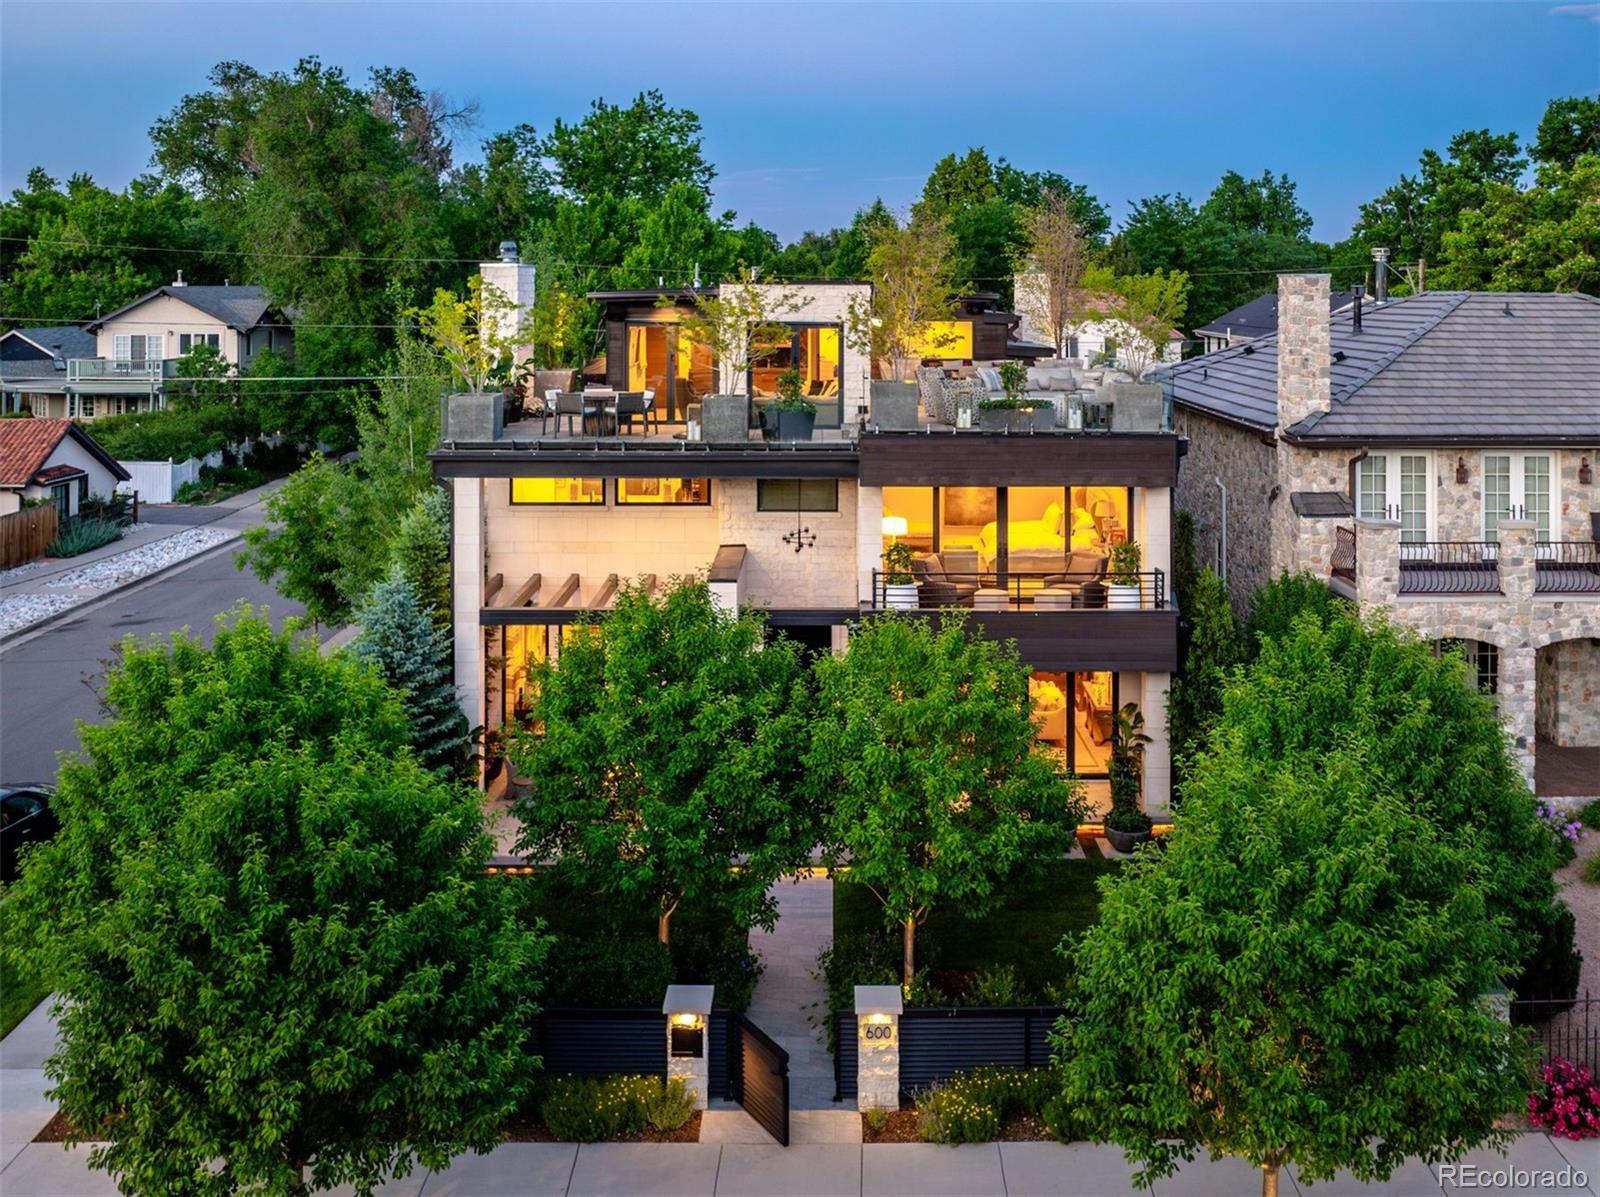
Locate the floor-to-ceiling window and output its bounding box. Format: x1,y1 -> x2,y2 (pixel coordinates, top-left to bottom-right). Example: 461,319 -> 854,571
1483,452 -> 1554,547
749,323 -> 845,429
1029,669 -> 1116,776
627,324 -> 713,422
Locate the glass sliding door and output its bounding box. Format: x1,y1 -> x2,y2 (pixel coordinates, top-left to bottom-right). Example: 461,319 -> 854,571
1030,669 -> 1115,777
1483,452 -> 1554,553
748,324 -> 844,429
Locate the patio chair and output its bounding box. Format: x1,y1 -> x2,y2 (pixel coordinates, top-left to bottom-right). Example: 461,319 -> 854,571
615,391 -> 651,435
552,391 -> 584,436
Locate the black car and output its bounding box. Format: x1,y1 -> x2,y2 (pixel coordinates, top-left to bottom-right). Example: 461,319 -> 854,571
1,785 -> 58,884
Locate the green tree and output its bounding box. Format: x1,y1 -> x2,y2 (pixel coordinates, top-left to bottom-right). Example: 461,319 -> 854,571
1243,570 -> 1349,651
1433,155 -> 1600,295
3,611 -> 548,1196
1082,264 -> 1189,376
847,212 -> 959,381
353,568 -> 470,775
1165,569 -> 1241,790
508,579 -> 814,943
808,615 -> 1084,981
671,275 -> 802,395
237,454 -> 379,627
1534,95 -> 1600,168
1058,739 -> 1533,1197
541,90 -> 714,204
395,486 -> 452,628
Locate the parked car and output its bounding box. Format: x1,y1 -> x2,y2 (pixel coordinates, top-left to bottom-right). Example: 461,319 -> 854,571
1,785 -> 58,884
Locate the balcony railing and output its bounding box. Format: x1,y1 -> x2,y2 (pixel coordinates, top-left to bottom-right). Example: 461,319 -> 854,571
870,568 -> 1167,612
1331,525 -> 1356,585
1536,542 -> 1600,594
67,357 -> 169,382
1396,541 -> 1500,595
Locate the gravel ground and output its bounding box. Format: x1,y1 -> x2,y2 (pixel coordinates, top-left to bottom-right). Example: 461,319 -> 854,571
0,593 -> 81,637
1557,831 -> 1600,997
44,528 -> 234,592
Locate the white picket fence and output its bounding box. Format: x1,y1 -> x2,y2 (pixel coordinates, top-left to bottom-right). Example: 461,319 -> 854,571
115,448 -> 225,504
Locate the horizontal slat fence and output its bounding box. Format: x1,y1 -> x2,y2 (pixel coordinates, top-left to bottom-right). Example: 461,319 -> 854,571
530,1006 -> 730,1100
0,504 -> 59,569
834,1006 -> 1065,1099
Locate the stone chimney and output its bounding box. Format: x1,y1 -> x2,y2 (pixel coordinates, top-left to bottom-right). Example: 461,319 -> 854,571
477,240 -> 536,370
1276,273 -> 1331,432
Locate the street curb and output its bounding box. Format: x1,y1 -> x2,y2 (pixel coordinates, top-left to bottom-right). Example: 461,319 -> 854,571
0,533 -> 245,652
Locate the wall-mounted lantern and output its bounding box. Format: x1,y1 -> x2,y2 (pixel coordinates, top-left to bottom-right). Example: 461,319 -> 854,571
1581,457 -> 1594,486
1456,455 -> 1470,485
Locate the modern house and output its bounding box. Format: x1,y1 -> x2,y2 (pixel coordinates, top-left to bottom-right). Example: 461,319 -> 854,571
0,280 -> 295,421
1162,273 -> 1600,795
1193,286 -> 1360,354
0,418 -> 131,518
436,257 -> 1184,819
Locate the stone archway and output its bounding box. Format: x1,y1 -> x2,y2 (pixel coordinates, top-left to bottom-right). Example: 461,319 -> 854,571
1535,638 -> 1600,799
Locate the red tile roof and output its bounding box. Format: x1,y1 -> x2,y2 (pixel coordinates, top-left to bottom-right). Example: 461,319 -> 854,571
0,419 -> 71,487
31,464 -> 86,485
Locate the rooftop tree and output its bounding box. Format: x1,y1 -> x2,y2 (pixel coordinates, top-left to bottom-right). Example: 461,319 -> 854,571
1083,264 -> 1189,377
508,578 -> 814,942
669,275 -> 802,396
808,615 -> 1084,981
3,610 -> 547,1197
846,212 -> 959,382
1014,189 -> 1092,358
1058,737 -> 1534,1197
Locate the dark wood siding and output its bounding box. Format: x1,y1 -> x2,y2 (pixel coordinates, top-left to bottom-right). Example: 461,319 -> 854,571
971,316 -> 1012,361
859,433 -> 1180,488
605,319 -> 627,390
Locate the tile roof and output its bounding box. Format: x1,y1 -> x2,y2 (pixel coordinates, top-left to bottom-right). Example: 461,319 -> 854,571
1,326 -> 96,384
0,418 -> 130,487
31,463 -> 86,485
86,285 -> 289,333
0,418 -> 72,486
1194,288 -> 1359,341
1162,292 -> 1600,442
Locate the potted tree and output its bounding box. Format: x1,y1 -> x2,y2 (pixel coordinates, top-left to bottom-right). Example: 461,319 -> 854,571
882,542 -> 919,610
1105,540 -> 1143,610
670,276 -> 801,442
767,367 -> 817,441
413,276 -> 529,442
1103,702 -> 1153,854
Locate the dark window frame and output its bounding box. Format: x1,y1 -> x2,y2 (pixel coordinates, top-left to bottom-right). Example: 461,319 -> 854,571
747,321 -> 846,430
507,477 -> 606,506
756,478 -> 839,513
613,478 -> 713,507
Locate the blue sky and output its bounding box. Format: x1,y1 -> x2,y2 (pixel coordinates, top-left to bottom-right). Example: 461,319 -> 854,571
1,1 -> 1595,244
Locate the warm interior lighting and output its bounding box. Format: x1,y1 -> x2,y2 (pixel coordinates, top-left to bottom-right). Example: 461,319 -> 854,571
867,1013 -> 891,1025
881,516 -> 908,538
671,1013 -> 704,1029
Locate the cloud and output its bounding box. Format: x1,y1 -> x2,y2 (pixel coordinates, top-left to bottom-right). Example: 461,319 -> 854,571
1550,3 -> 1600,21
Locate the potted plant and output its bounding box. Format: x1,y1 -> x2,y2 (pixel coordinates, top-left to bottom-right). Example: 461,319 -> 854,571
768,367 -> 817,441
998,358 -> 1029,401
1103,702 -> 1153,853
977,397 -> 1029,432
670,276 -> 802,442
1105,540 -> 1142,609
882,542 -> 919,610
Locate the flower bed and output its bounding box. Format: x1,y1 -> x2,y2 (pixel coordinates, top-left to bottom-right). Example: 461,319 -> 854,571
1529,1056 -> 1600,1139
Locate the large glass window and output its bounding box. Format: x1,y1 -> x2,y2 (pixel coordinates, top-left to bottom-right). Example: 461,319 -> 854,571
1484,452 -> 1553,543
627,324 -> 712,422
749,324 -> 844,428
757,479 -> 839,512
615,478 -> 711,505
1007,487 -> 1069,576
503,624 -> 549,724
905,321 -> 973,364
942,487 -> 997,574
882,487 -> 935,554
1358,453 -> 1429,542
1030,670 -> 1115,776
510,477 -> 604,505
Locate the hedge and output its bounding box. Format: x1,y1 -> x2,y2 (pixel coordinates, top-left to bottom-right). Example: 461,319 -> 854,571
87,407 -> 260,463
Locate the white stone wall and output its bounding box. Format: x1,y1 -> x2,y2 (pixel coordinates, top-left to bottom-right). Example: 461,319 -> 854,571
1140,671 -> 1171,815
715,479 -> 859,609
1135,487 -> 1173,587
478,258 -> 537,369
452,476 -> 486,733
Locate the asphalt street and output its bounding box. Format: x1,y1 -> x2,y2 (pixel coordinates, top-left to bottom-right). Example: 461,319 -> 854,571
0,540 -> 305,784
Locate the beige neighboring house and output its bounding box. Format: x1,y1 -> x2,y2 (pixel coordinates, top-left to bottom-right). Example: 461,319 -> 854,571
1161,272 -> 1600,797
0,418 -> 130,517
0,280 -> 294,422
1012,271 -> 1183,374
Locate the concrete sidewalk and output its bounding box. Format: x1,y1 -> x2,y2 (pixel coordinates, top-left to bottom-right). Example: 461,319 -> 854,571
5,1007 -> 1598,1196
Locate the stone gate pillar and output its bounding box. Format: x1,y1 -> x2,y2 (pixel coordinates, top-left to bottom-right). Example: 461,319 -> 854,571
663,985 -> 714,1110
855,985 -> 902,1112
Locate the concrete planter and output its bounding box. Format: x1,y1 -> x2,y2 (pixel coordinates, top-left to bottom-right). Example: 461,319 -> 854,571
769,407 -> 816,441
870,381 -> 920,430
699,394 -> 748,443
1106,582 -> 1142,610
1104,824 -> 1153,854
979,405 -> 1022,432
883,582 -> 919,610
444,391 -> 504,443
1027,402 -> 1057,431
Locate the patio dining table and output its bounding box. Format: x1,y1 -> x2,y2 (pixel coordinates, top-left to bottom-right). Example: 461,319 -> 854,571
581,389 -> 617,435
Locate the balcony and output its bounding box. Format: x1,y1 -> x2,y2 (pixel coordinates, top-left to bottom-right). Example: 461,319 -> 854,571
868,569 -> 1168,612
1333,528 -> 1600,598
67,358 -> 171,382
1537,542 -> 1600,594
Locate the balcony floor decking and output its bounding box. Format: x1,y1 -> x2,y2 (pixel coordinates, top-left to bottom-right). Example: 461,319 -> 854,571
1537,742 -> 1600,799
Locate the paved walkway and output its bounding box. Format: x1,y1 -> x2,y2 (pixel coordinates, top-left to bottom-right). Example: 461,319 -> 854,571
5,1005 -> 1599,1194
746,876 -> 837,1110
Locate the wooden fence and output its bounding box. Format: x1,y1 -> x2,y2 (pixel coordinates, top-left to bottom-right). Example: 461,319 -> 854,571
0,504 -> 60,570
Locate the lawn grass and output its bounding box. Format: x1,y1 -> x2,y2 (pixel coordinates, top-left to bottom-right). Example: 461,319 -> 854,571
832,848 -> 1122,1000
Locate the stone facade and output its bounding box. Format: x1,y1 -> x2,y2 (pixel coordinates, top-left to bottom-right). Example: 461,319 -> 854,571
1275,274 -> 1331,429
1357,518 -> 1600,781
1171,407 -> 1275,613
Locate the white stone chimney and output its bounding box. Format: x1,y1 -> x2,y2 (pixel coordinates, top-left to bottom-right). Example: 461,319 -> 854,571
477,240 -> 536,370
1276,273 -> 1331,431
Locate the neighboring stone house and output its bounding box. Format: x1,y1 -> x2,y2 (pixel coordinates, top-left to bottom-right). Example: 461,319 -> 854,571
0,418 -> 130,517
1193,286 -> 1360,353
1160,273 -> 1600,793
0,281 -> 294,422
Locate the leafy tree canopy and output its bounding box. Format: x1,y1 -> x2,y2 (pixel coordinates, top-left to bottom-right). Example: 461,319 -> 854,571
4,611 -> 547,1197
508,579 -> 815,942
808,615 -> 1084,980
540,89 -> 714,204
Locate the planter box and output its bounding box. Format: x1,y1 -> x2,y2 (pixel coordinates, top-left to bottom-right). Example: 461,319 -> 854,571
1027,403 -> 1057,432
444,391 -> 504,443
870,381 -> 920,430
699,394 -> 748,443
883,582 -> 919,610
769,408 -> 816,441
978,406 -> 1021,432
1106,582 -> 1142,610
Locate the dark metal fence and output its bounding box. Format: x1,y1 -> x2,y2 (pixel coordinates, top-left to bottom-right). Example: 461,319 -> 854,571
1396,542 -> 1500,595
731,1012 -> 790,1146
833,1006 -> 1065,1099
532,1007 -> 729,1099
1331,525 -> 1356,585
1536,542 -> 1600,594
1512,993 -> 1600,1073
871,570 -> 1167,611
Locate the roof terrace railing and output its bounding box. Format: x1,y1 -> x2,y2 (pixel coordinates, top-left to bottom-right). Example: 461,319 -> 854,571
1396,541 -> 1500,596
67,357 -> 168,382
1536,542 -> 1600,594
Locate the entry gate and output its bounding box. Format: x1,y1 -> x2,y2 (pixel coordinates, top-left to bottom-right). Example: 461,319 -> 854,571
728,1012 -> 789,1146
